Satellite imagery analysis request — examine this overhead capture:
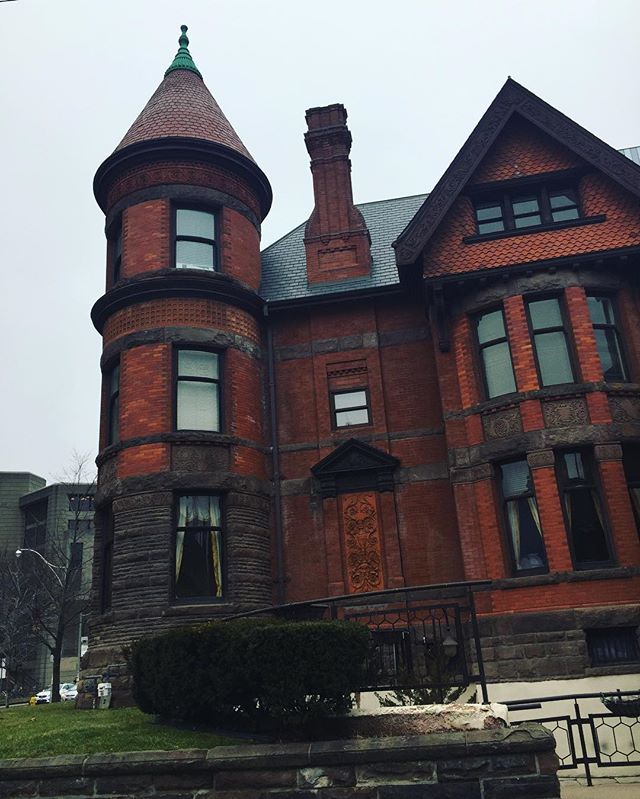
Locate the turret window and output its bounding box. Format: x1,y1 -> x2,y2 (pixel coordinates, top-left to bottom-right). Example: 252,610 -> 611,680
175,208 -> 216,270
106,363 -> 120,445
175,494 -> 223,599
176,349 -> 220,432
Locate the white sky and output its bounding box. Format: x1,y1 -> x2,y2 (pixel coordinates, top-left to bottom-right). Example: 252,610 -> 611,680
1,0 -> 639,480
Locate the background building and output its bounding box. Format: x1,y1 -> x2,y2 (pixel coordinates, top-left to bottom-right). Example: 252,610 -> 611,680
0,475 -> 95,691
87,28 -> 640,701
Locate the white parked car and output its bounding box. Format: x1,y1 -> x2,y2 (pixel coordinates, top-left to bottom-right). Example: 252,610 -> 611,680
60,683 -> 78,701
35,683 -> 78,703
35,688 -> 51,704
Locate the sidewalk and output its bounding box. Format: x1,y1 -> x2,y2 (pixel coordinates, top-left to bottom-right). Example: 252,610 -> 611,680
561,779 -> 640,797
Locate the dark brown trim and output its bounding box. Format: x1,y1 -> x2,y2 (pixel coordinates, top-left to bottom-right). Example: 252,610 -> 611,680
96,431 -> 268,467
394,78 -> 640,266
463,166 -> 591,196
463,214 -> 606,244
100,326 -> 261,371
425,245 -> 640,288
91,270 -> 265,333
94,137 -> 272,220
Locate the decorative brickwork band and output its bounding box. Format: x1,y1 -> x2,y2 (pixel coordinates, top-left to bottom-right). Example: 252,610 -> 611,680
542,398 -> 589,428
481,407 -> 523,439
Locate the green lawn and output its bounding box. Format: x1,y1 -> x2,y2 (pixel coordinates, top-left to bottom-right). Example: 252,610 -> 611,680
0,702 -> 237,759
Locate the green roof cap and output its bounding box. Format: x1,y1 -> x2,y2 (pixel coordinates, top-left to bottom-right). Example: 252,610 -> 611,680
165,25 -> 202,79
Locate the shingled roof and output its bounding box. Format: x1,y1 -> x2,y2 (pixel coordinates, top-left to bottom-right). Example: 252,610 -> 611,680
260,194 -> 427,304
261,147 -> 639,304
114,26 -> 254,162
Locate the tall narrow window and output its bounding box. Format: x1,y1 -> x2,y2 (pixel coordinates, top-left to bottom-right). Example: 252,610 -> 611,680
587,295 -> 628,382
331,389 -> 370,428
499,460 -> 547,573
112,225 -> 122,284
175,495 -> 223,599
527,297 -> 575,386
175,208 -> 216,270
475,309 -> 516,398
623,445 -> 640,536
556,451 -> 612,568
107,364 -> 120,445
176,350 -> 220,431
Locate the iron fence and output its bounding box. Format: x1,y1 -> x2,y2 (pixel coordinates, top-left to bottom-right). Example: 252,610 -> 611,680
227,580 -> 490,701
506,691 -> 640,787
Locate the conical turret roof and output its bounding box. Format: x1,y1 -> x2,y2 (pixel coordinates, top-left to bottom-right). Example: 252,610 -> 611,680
114,25 -> 254,162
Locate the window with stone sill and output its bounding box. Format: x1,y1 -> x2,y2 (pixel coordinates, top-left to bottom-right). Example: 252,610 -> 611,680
174,207 -> 217,271
526,296 -> 576,387
587,294 -> 629,382
474,307 -> 517,399
556,450 -> 613,569
175,349 -> 220,432
106,362 -> 120,445
498,459 -> 548,574
111,223 -> 122,284
174,495 -> 223,600
622,445 -> 640,537
331,389 -> 371,428
474,186 -> 580,236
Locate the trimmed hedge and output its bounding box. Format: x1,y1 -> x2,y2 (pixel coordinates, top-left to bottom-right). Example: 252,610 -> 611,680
129,619 -> 370,725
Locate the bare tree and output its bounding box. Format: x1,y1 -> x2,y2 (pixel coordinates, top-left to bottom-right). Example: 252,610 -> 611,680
0,550 -> 38,707
18,455 -> 96,703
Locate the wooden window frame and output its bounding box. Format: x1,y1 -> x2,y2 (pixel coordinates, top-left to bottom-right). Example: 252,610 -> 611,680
587,293 -> 630,383
497,459 -> 548,576
330,387 -> 371,430
525,294 -> 577,387
555,449 -> 615,570
173,205 -> 218,271
173,493 -> 224,603
173,347 -> 222,433
473,306 -> 517,400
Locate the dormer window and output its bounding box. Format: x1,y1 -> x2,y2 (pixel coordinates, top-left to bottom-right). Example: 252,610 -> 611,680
175,208 -> 216,270
473,185 -> 580,236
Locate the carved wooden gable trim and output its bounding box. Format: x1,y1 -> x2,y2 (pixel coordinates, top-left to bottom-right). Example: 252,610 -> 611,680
311,438 -> 400,498
394,77 -> 640,266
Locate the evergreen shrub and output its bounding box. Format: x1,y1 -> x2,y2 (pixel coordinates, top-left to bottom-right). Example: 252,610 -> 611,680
129,618 -> 370,725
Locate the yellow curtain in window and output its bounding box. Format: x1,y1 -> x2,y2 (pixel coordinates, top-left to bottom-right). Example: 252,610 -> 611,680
507,500 -> 521,567
210,529 -> 222,597
175,530 -> 185,580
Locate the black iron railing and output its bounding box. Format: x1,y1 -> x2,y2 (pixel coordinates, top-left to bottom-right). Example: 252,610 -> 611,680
226,580 -> 490,701
506,691 -> 640,787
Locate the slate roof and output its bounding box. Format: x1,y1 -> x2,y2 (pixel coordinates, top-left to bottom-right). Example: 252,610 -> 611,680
261,146 -> 639,304
260,194 -> 427,303
115,53 -> 254,162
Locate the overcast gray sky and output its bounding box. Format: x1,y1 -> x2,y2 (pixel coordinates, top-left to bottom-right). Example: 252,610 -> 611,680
1,0 -> 639,481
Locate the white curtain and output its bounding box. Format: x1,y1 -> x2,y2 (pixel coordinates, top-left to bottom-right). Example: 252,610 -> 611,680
507,500 -> 521,567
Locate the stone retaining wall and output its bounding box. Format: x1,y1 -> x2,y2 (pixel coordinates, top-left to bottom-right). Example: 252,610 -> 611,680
0,723 -> 559,798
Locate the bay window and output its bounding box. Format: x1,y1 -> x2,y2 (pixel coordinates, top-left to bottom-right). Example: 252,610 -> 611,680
556,451 -> 612,568
526,297 -> 575,386
498,460 -> 547,573
587,295 -> 628,382
475,308 -> 517,398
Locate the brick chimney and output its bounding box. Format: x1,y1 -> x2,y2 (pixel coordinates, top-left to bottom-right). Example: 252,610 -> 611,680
304,104 -> 371,283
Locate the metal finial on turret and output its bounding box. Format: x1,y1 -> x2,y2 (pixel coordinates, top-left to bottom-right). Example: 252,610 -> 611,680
165,24 -> 202,79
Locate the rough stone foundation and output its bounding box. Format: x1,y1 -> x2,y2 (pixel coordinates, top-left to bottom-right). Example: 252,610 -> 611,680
0,723 -> 559,798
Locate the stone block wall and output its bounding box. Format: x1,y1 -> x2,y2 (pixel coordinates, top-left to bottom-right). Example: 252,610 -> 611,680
0,724 -> 559,798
